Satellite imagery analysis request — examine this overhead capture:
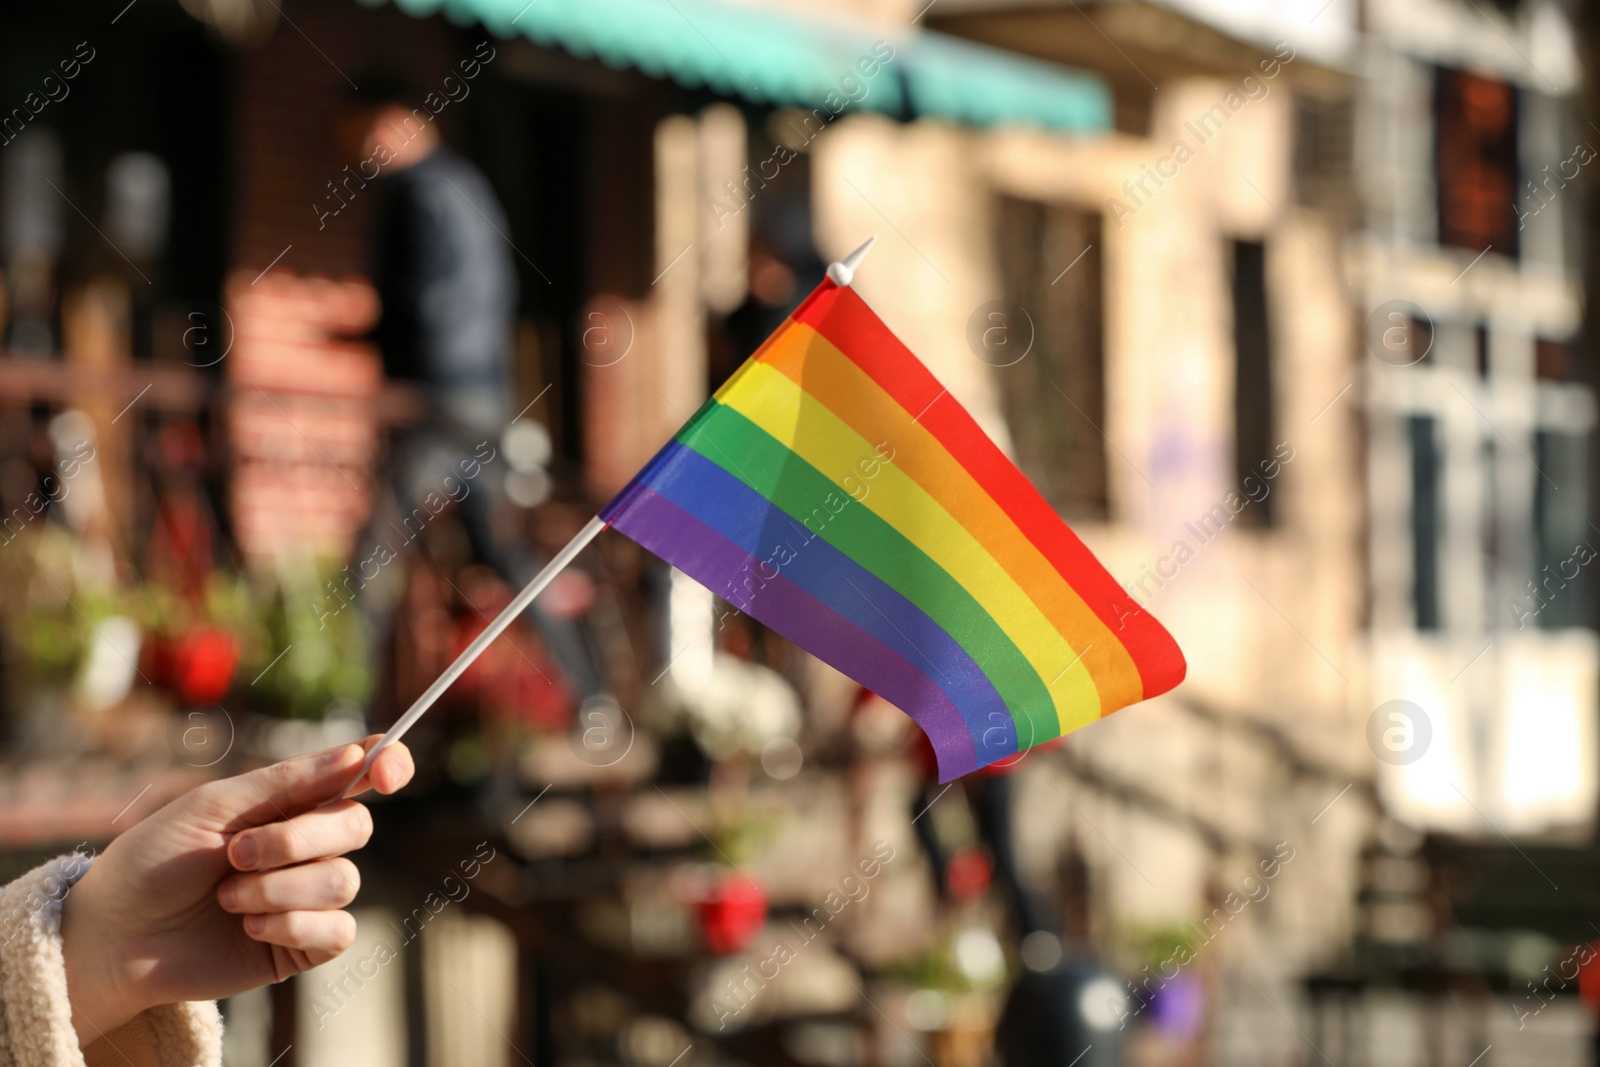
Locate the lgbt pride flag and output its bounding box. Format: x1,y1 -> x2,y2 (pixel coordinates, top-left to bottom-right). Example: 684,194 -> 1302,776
601,278 -> 1185,780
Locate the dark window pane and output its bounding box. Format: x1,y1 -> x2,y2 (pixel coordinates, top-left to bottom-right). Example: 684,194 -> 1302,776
1483,438 -> 1502,620
1532,430 -> 1592,629
1232,239 -> 1275,528
1435,66 -> 1519,258
1410,415 -> 1442,631
1535,338 -> 1574,383
1410,316 -> 1435,365
1293,95 -> 1355,213
994,197 -> 1107,521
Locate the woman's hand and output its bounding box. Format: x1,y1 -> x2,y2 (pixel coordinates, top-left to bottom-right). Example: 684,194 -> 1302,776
59,737 -> 414,1048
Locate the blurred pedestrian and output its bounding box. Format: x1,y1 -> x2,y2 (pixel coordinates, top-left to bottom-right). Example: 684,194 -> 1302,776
355,71 -> 514,434
345,73 -> 601,702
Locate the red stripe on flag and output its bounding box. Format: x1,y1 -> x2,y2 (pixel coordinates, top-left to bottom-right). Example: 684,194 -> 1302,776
792,281 -> 1185,701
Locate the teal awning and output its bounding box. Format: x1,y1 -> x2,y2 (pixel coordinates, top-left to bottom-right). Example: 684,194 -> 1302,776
359,0 -> 1112,133
901,31 -> 1110,132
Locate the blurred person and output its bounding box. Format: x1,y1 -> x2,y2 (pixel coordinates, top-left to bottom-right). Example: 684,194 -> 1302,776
712,202 -> 827,390
0,737 -> 413,1065
890,711 -> 1126,1064
353,71 -> 513,429
900,718 -> 1054,936
343,73 -> 601,702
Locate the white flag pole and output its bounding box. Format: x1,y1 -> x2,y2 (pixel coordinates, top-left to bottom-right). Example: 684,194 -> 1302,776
346,514 -> 607,794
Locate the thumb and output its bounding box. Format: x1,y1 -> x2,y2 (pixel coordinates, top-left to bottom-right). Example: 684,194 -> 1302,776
202,742 -> 368,832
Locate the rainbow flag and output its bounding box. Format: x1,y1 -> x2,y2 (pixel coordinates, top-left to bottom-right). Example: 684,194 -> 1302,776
601,279 -> 1185,780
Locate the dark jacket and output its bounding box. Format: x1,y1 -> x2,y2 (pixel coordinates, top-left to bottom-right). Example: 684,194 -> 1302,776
371,148 -> 517,398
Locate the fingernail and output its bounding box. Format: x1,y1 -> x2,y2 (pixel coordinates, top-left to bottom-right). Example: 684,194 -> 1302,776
218,879 -> 238,910
233,835 -> 258,870
322,744 -> 357,769
244,914 -> 265,936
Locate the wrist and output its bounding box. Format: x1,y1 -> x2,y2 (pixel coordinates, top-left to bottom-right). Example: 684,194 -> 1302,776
60,861 -> 140,1047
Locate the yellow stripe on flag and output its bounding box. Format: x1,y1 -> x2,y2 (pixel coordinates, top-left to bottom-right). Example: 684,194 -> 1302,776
721,356 -> 1104,733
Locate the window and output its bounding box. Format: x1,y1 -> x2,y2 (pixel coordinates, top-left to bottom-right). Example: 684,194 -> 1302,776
1536,337 -> 1576,383
1435,67 -> 1519,258
1532,429 -> 1591,630
1370,325 -> 1593,637
994,197 -> 1107,520
1232,239 -> 1276,528
1293,94 -> 1355,213
1408,414 -> 1442,631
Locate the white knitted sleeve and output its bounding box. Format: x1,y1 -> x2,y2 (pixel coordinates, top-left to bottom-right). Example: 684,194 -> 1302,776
0,855 -> 223,1067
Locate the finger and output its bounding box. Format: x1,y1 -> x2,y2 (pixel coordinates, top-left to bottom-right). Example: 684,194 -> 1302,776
202,743 -> 369,829
243,909 -> 358,956
228,800 -> 372,872
340,737 -> 415,798
219,858 -> 360,914
371,740 -> 414,795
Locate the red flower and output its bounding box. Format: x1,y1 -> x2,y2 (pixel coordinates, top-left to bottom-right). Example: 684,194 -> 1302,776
172,626 -> 239,706
698,876 -> 767,955
947,847 -> 992,902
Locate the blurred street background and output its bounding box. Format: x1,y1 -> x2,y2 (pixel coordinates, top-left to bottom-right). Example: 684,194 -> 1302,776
3,0 -> 1600,1063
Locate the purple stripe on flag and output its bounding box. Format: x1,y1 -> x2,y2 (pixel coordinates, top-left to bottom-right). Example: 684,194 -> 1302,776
623,440 -> 1015,762
615,487 -> 979,779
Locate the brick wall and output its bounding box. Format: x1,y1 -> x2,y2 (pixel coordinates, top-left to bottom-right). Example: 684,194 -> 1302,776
225,0 -> 454,560
231,0 -> 455,275
227,271 -> 379,558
